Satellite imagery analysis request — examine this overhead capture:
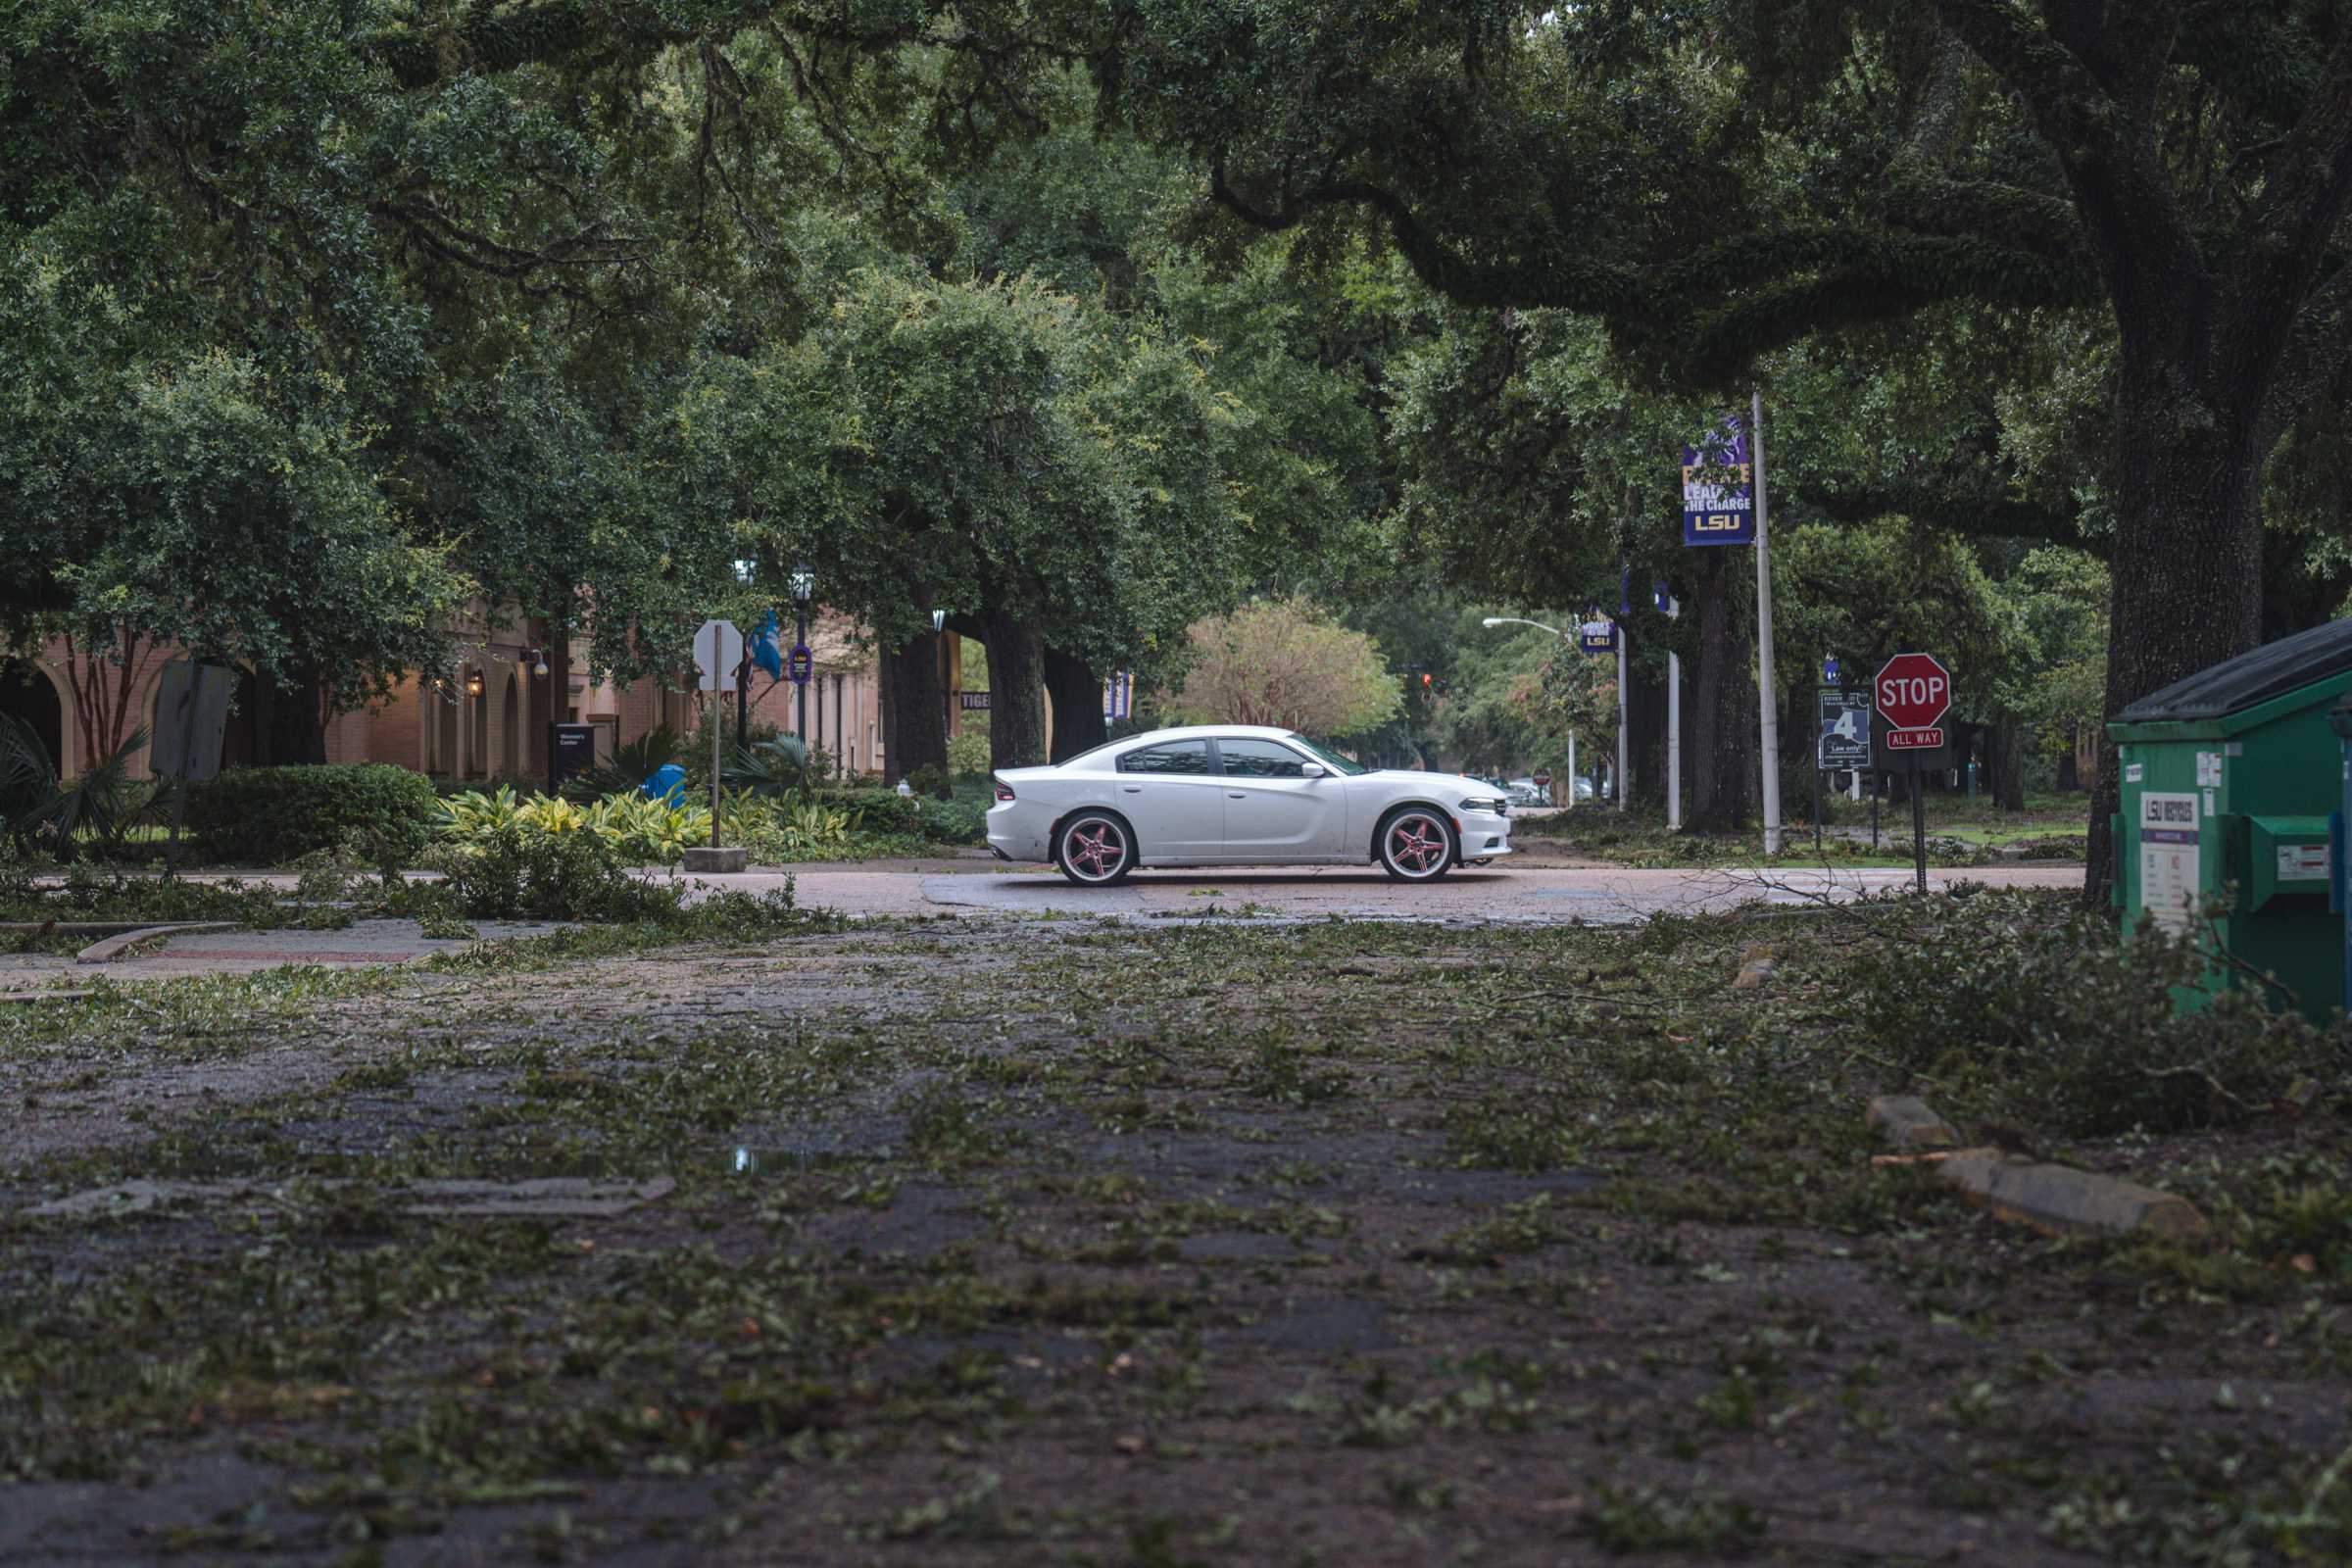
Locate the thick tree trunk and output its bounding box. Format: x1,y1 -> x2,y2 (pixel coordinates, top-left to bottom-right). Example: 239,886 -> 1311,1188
1685,547 -> 1753,832
1991,720 -> 2026,812
984,612 -> 1048,771
1627,659 -> 1667,811
887,633 -> 950,789
1043,645 -> 1105,763
2083,406 -> 2265,906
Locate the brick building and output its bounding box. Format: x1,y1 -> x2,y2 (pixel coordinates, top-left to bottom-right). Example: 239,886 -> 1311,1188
0,604 -> 937,784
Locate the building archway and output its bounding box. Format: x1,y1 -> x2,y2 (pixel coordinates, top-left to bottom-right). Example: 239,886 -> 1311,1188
502,672 -> 520,779
432,685 -> 459,777
0,664 -> 64,776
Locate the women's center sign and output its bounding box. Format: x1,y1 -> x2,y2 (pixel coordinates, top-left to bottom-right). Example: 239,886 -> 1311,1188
1681,419 -> 1756,546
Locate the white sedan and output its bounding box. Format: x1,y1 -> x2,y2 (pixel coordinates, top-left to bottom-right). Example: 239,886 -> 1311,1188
987,725 -> 1513,886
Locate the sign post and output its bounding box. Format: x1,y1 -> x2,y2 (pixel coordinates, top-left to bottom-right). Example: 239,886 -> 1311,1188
1871,652 -> 1954,893
695,618 -> 743,850
1681,402 -> 1781,853
1655,584 -> 1682,831
152,661 -> 235,878
1815,683 -> 1872,856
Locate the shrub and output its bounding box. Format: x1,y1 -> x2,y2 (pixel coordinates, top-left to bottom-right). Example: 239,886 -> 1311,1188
189,764 -> 436,867
947,732 -> 991,777
916,794 -> 990,845
1855,891 -> 2337,1137
425,825 -> 683,922
435,786 -> 710,864
810,785 -> 921,838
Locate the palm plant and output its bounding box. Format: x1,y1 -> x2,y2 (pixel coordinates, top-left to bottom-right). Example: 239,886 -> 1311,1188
722,735 -> 814,801
0,718 -> 159,859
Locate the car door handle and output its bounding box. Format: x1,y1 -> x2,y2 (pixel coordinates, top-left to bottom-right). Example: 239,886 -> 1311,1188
1227,792 -> 1246,799
1120,784 -> 1143,793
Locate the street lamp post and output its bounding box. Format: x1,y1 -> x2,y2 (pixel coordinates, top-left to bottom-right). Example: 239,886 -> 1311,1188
732,559 -> 756,745
789,563 -> 815,745
931,609 -> 952,757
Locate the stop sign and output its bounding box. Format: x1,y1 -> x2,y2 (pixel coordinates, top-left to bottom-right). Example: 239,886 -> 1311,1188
1873,653 -> 1951,730
1533,769 -> 1552,787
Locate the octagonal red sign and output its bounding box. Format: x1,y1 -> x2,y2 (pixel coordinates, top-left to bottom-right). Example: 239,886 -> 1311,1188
1873,653 -> 1951,731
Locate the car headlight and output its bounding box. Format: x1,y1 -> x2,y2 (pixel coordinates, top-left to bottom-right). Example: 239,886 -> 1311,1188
1459,796 -> 1506,815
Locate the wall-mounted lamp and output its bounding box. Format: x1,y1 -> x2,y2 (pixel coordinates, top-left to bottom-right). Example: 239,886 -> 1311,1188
464,668 -> 484,699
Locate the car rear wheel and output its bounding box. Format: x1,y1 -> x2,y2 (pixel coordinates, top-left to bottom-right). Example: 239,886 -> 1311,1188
1056,812 -> 1135,886
1377,808 -> 1455,882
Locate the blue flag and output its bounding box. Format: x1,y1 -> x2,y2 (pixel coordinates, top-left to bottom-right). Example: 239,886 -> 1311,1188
750,611 -> 784,681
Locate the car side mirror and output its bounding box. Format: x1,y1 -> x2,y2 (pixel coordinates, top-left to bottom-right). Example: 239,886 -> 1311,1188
1299,762 -> 1326,778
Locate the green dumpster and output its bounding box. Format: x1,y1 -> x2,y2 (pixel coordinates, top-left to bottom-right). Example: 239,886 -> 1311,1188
2107,617 -> 2352,1023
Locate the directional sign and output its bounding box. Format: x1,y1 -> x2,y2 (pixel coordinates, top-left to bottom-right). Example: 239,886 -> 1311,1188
1873,652 -> 1951,731
694,619 -> 742,693
787,643 -> 813,687
1817,689 -> 1873,769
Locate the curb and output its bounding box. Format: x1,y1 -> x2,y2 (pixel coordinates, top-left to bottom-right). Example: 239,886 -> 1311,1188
74,922 -> 241,964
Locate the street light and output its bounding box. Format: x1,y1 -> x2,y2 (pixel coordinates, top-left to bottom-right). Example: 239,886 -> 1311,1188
931,608 -> 954,756
789,564 -> 815,744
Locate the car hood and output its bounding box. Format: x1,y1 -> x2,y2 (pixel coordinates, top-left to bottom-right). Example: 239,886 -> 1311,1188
1359,770 -> 1500,798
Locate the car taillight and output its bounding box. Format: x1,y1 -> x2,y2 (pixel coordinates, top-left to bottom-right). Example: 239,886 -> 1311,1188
994,781 -> 1015,803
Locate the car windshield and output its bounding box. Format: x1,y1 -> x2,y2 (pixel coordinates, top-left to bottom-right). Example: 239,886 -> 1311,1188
1284,734 -> 1368,776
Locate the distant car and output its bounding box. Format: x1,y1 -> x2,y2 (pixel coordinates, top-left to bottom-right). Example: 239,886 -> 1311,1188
1505,779 -> 1544,807
987,724 -> 1514,885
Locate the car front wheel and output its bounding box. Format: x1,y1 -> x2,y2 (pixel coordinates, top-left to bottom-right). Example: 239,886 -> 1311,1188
1377,808 -> 1455,882
1056,812 -> 1135,886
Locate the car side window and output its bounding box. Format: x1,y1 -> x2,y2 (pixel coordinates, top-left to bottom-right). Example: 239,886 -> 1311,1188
1117,740 -> 1212,775
1218,738 -> 1309,778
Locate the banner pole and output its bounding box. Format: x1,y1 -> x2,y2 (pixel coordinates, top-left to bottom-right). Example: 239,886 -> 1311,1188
710,623 -> 723,851
1751,388 -> 1782,855
1616,625 -> 1629,812
1664,595 -> 1682,831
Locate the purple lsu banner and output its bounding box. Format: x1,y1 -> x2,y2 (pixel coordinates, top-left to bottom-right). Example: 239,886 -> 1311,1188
1681,418 -> 1756,547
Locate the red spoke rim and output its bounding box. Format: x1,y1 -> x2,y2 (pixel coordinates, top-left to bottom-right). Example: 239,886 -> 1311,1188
1069,822 -> 1124,878
1389,816 -> 1445,874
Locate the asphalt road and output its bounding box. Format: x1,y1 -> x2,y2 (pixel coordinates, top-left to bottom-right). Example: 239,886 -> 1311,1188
6,859 -> 2084,990
711,860 -> 2086,923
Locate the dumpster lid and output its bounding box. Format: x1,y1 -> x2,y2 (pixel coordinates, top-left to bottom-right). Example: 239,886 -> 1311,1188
2116,617 -> 2352,724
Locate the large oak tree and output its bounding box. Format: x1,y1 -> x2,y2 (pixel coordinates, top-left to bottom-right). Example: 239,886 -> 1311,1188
1092,0 -> 2352,896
